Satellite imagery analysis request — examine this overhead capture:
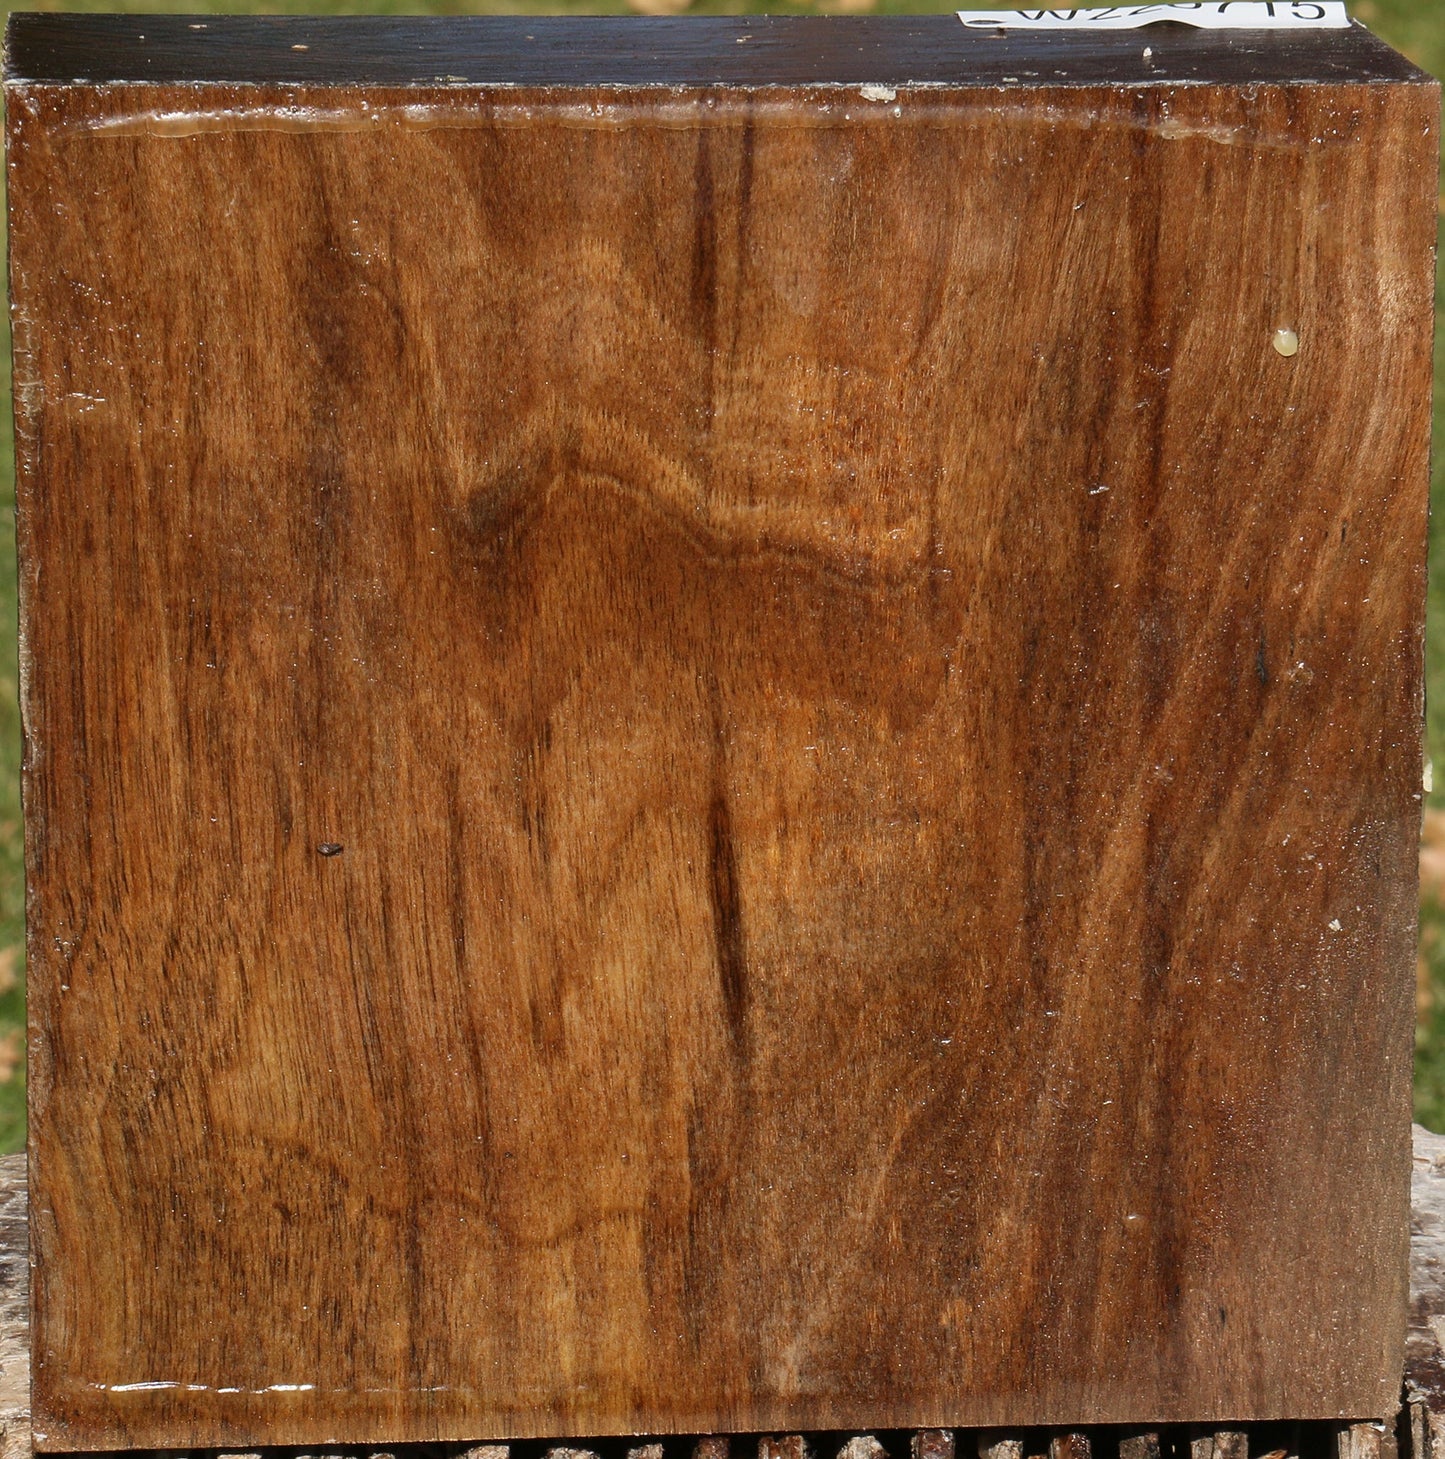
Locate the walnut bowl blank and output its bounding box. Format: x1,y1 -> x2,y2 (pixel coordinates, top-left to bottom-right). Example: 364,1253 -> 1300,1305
4,13 -> 1437,1452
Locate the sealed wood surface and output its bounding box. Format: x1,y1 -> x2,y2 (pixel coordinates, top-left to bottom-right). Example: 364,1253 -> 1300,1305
0,1138 -> 1428,1459
1,12 -> 1431,87
4,18 -> 1438,1451
0,1150 -> 1409,1459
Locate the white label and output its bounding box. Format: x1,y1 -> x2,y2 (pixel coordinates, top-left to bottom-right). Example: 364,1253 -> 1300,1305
958,2 -> 1351,28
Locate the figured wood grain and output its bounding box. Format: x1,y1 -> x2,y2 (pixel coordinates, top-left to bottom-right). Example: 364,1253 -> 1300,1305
0,1148 -> 1427,1459
3,16 -> 1437,1453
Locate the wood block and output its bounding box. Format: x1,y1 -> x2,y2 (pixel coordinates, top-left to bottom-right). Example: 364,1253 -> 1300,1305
760,1440 -> 809,1459
1188,1435 -> 1242,1459
1120,1435 -> 1160,1459
976,1436 -> 1019,1459
838,1439 -> 887,1459
1339,1426 -> 1387,1459
3,11 -> 1436,1452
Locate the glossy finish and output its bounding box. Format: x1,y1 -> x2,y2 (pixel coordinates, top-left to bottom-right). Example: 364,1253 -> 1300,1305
3,11 -> 1431,87
4,17 -> 1438,1453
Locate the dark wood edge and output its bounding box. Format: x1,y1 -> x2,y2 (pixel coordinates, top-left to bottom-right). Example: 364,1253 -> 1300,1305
3,12 -> 1434,90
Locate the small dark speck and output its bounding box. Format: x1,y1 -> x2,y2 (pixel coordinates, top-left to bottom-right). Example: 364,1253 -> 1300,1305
1219,1305 -> 1228,1325
317,842 -> 344,857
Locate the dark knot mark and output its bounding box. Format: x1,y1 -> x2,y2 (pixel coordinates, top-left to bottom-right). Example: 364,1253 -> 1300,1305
317,842 -> 344,857
707,784 -> 748,1054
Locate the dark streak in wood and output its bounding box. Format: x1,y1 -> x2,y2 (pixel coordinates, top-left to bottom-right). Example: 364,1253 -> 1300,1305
707,741 -> 749,1057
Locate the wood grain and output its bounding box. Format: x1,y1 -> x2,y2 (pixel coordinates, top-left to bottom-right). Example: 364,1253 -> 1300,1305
4,17 -> 1437,1452
1407,1124 -> 1445,1459
0,1156 -> 27,1459
1188,1434 -> 1245,1459
0,1140 -> 1432,1459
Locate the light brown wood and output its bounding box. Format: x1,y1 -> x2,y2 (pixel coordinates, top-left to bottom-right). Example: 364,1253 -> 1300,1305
838,1438 -> 886,1459
4,14 -> 1437,1454
1338,1424 -> 1389,1459
976,1435 -> 1019,1459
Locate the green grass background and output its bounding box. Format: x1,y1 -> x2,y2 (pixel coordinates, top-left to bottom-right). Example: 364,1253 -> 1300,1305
0,0 -> 1440,1149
